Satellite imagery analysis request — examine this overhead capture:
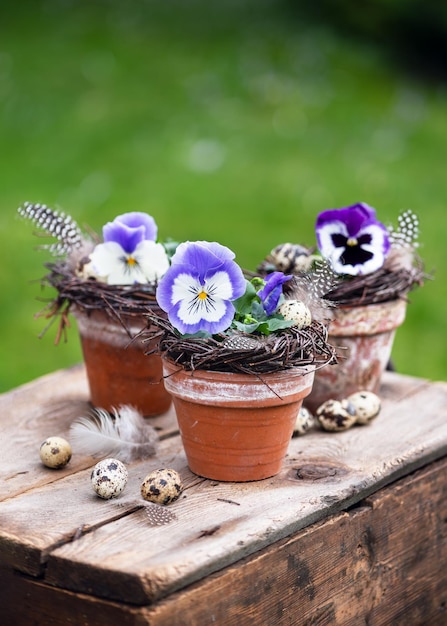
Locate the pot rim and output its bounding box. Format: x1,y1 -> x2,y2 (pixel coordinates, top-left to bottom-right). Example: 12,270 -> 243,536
329,297 -> 407,336
162,357 -> 315,405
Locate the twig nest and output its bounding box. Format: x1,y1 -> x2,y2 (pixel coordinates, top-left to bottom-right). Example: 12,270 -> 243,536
347,391 -> 381,425
141,468 -> 183,505
316,399 -> 357,432
293,406 -> 315,436
39,437 -> 72,469
91,458 -> 128,499
278,300 -> 312,329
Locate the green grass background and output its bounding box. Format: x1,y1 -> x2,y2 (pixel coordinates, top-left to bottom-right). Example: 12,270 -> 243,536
1,0 -> 446,393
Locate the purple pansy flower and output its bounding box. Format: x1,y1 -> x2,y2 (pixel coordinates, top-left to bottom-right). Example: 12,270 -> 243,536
316,202 -> 390,276
89,212 -> 169,285
156,241 -> 247,335
257,271 -> 292,316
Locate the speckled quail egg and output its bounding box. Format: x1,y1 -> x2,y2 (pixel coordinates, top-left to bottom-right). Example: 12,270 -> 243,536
293,406 -> 315,436
268,243 -> 311,273
347,390 -> 381,425
39,436 -> 72,469
91,458 -> 128,499
278,300 -> 312,329
316,399 -> 357,432
141,468 -> 183,505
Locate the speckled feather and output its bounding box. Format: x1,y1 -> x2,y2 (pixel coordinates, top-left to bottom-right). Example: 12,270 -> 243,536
117,498 -> 178,525
18,201 -> 84,256
388,210 -> 419,248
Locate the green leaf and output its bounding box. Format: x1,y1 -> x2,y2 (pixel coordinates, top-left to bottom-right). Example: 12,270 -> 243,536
264,317 -> 294,332
232,320 -> 261,333
233,280 -> 258,317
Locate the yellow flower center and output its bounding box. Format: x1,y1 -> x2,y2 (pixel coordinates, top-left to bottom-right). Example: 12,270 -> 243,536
346,237 -> 358,247
126,256 -> 137,266
198,290 -> 208,300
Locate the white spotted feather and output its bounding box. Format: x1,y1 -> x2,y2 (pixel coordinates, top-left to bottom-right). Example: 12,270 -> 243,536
17,201 -> 85,256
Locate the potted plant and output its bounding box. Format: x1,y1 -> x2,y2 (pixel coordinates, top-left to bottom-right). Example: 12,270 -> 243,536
146,240 -> 336,482
18,202 -> 176,416
259,203 -> 426,413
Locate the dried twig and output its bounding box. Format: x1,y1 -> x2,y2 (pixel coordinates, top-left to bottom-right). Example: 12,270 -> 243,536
144,314 -> 337,375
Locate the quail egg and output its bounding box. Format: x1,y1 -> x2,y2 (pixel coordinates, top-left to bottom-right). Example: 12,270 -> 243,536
91,458 -> 128,499
268,243 -> 311,273
293,406 -> 315,436
278,300 -> 312,329
347,390 -> 381,425
141,468 -> 183,505
316,399 -> 357,432
39,436 -> 72,469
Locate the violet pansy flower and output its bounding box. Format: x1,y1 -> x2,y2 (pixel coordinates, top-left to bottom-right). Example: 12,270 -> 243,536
156,241 -> 246,335
316,203 -> 390,276
89,212 -> 169,285
257,271 -> 292,316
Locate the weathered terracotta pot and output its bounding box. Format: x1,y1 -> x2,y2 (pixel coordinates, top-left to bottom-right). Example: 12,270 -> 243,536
74,308 -> 171,416
305,298 -> 407,413
163,358 -> 315,482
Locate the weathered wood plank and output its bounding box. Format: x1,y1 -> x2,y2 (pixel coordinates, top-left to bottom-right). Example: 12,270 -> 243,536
2,454 -> 447,626
1,366 -> 447,608
0,364 -> 178,501
141,455 -> 447,626
0,436 -> 192,576
0,567 -> 147,626
37,374 -> 447,604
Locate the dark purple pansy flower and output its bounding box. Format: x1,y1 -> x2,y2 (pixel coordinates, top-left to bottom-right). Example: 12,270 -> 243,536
257,271 -> 292,315
315,202 -> 390,275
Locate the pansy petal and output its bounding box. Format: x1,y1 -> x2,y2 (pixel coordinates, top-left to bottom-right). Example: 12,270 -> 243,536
170,240 -> 235,268
134,240 -> 170,282
217,261 -> 246,299
156,265 -> 197,310
316,203 -> 377,237
115,212 -> 158,241
103,212 -> 158,253
172,300 -> 235,335
103,221 -> 146,253
257,271 -> 292,315
89,242 -> 126,277
316,221 -> 349,258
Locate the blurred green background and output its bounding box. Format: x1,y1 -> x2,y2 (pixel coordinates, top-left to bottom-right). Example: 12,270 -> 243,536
1,0 -> 446,393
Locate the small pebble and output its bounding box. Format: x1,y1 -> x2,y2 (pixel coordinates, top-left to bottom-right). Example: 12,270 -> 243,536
278,300 -> 312,329
141,468 -> 183,505
91,458 -> 128,499
347,391 -> 381,425
293,406 -> 315,436
39,437 -> 72,469
316,399 -> 357,432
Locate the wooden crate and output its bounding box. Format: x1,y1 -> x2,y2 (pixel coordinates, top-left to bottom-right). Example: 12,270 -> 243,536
1,365 -> 447,625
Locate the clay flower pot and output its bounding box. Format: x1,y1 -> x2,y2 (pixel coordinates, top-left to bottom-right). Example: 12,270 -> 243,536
74,308 -> 171,416
305,298 -> 406,413
163,358 -> 315,482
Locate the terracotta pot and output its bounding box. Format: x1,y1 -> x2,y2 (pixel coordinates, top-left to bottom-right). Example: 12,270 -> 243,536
73,308 -> 171,416
305,298 -> 407,413
163,358 -> 315,482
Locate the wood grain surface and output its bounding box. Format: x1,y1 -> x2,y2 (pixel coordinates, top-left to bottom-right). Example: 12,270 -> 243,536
1,366 -> 447,624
